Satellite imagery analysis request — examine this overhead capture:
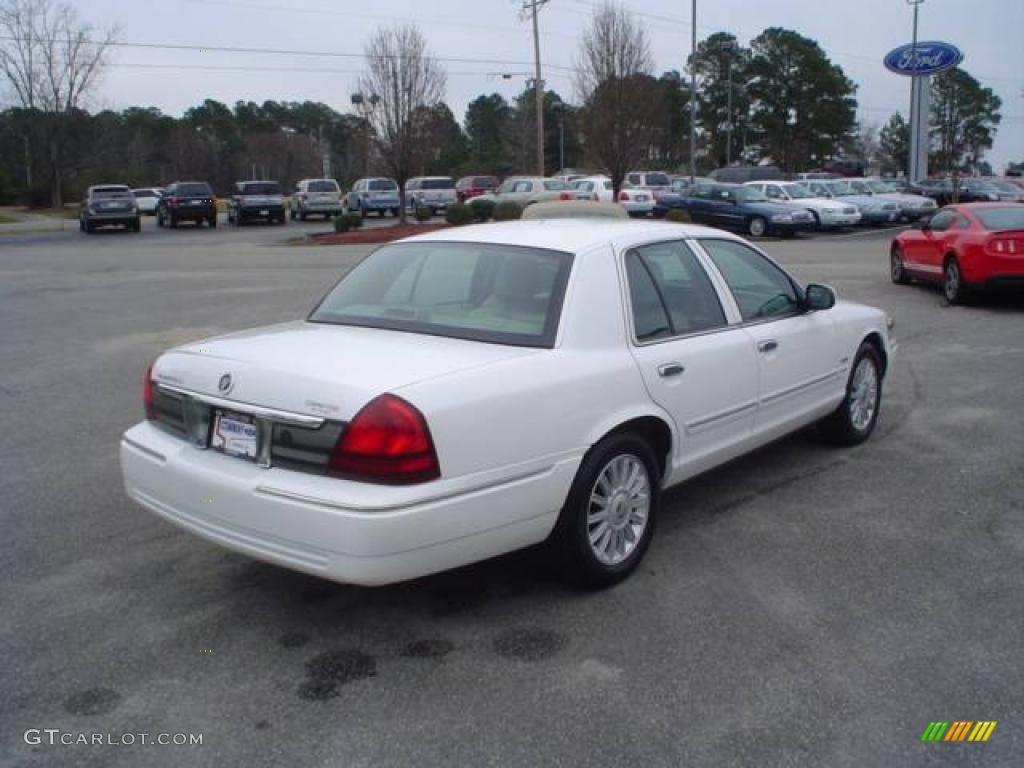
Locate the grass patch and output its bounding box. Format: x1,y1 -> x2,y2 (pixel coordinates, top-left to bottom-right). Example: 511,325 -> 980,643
0,214 -> 18,224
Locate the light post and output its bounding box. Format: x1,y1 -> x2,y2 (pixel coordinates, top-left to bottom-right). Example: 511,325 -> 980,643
689,0 -> 697,183
552,99 -> 566,173
906,0 -> 925,182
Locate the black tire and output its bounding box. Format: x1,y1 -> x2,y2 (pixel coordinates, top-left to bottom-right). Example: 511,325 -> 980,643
821,342 -> 883,446
208,215 -> 217,229
551,433 -> 660,589
890,244 -> 910,284
748,216 -> 767,238
168,214 -> 177,229
943,255 -> 968,305
79,217 -> 85,232
84,220 -> 94,234
290,207 -> 297,221
131,218 -> 141,232
299,210 -> 307,221
156,211 -> 164,228
809,211 -> 821,230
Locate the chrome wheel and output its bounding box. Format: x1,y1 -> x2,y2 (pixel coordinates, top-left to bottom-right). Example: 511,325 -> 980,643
749,217 -> 767,237
849,357 -> 879,432
587,454 -> 650,566
890,250 -> 906,284
944,260 -> 961,303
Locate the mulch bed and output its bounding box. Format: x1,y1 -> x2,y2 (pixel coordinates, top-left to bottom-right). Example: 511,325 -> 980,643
305,222 -> 449,245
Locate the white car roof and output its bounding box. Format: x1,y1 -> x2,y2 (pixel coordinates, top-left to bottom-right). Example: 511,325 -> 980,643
399,219 -> 735,254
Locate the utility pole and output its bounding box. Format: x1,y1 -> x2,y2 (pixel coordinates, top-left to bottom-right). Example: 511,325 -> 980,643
689,0 -> 697,183
524,0 -> 549,177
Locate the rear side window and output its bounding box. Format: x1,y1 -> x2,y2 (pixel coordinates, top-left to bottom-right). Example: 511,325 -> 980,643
700,239 -> 800,321
178,183 -> 213,196
625,241 -> 727,341
309,242 -> 574,348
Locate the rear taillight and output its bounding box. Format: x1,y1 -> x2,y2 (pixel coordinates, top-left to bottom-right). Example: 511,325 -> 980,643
559,192 -> 573,201
619,191 -> 629,201
167,196 -> 180,207
328,394 -> 440,484
143,362 -> 156,420
989,237 -> 1021,255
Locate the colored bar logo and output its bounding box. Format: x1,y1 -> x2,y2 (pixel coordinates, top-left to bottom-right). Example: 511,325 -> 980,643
921,721 -> 997,742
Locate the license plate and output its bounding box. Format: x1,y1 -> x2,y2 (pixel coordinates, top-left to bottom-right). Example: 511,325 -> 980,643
210,410 -> 258,460
259,209 -> 269,216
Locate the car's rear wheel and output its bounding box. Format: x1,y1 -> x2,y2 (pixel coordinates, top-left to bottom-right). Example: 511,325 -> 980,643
890,245 -> 910,284
943,256 -> 968,305
821,342 -> 882,445
552,433 -> 659,589
208,215 -> 217,228
809,211 -> 821,229
167,214 -> 177,229
748,216 -> 767,237
84,220 -> 94,234
156,212 -> 164,228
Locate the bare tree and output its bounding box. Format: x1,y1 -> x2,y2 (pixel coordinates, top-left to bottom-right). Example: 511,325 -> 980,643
0,0 -> 116,204
355,24 -> 445,223
575,3 -> 654,196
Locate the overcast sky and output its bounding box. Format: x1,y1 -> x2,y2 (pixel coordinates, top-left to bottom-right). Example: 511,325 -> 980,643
73,0 -> 1023,171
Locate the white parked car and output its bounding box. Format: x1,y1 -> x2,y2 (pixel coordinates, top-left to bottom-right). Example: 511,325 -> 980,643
474,177 -> 575,207
745,181 -> 861,229
619,184 -> 656,217
571,176 -> 614,203
405,176 -> 458,215
121,220 -> 893,588
132,188 -> 163,215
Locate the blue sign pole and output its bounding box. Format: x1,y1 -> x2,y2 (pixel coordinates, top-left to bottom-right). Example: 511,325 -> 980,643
907,0 -> 925,183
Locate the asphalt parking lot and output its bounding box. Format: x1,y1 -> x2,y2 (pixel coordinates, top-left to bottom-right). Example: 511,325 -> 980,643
1,220 -> 1021,767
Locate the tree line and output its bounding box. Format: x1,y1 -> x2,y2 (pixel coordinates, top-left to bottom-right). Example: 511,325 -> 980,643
0,0 -> 1007,208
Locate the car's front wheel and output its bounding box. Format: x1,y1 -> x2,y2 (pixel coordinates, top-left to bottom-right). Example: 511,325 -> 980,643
748,216 -> 767,237
553,433 -> 659,589
821,342 -> 882,445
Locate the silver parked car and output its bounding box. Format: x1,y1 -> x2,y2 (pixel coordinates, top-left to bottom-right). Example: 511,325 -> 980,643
405,176 -> 457,215
290,178 -> 343,221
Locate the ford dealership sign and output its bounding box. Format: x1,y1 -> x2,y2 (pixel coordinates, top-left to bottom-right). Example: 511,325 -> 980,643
884,41 -> 963,76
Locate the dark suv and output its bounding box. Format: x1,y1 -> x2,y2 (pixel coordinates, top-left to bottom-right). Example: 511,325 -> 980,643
80,185 -> 140,233
157,182 -> 217,228
227,180 -> 286,225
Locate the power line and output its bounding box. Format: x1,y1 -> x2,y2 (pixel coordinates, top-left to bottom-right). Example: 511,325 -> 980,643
109,62 -> 575,79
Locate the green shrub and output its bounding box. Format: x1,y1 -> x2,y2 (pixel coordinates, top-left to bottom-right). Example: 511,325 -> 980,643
414,206 -> 432,222
332,213 -> 363,233
493,201 -> 523,221
445,203 -> 475,226
468,197 -> 495,222
665,208 -> 692,223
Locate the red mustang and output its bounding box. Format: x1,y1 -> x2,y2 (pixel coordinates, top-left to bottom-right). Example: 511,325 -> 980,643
890,203 -> 1024,303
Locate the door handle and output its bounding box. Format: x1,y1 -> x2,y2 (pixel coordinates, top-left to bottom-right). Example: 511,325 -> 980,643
758,340 -> 779,353
658,363 -> 685,378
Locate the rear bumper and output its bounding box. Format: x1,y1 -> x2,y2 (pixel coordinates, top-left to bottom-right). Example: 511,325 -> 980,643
85,213 -> 138,225
238,205 -> 284,218
120,422 -> 576,586
362,200 -> 399,211
621,200 -> 655,214
819,212 -> 861,228
168,206 -> 215,220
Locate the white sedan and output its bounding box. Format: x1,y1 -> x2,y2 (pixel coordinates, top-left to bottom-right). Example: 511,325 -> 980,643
121,220 -> 894,588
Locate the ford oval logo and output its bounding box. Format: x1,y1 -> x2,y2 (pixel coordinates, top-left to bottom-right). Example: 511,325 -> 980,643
884,41 -> 963,76
218,373 -> 233,394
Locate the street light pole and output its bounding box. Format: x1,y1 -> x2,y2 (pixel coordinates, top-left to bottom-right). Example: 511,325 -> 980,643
689,0 -> 697,183
724,42 -> 734,166
907,0 -> 925,182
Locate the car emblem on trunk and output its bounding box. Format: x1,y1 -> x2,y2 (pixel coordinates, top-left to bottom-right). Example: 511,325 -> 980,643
218,373 -> 233,394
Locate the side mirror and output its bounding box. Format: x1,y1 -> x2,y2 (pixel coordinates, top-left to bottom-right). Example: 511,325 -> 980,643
804,283 -> 836,311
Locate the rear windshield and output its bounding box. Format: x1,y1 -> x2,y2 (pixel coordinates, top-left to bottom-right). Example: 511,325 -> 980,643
308,180 -> 339,192
178,183 -> 213,196
132,189 -> 158,198
93,187 -> 132,198
645,173 -> 670,186
472,177 -> 497,187
975,207 -> 1024,231
369,179 -> 398,191
421,178 -> 455,190
309,242 -> 574,348
240,182 -> 280,195
543,180 -> 570,191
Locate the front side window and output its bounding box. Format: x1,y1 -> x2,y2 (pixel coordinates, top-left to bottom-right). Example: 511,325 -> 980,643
309,242 -> 573,348
625,241 -> 727,341
700,239 -> 801,322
